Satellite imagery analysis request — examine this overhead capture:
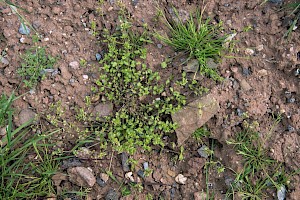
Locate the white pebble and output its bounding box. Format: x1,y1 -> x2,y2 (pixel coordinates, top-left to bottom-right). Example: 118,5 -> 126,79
175,174 -> 187,185
245,48 -> 255,55
82,75 -> 88,80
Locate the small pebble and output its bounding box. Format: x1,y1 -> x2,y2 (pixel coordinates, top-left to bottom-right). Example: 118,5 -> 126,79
236,108 -> 244,116
96,53 -> 102,61
19,23 -> 30,35
175,174 -> 187,185
1,57 -> 9,66
105,189 -> 119,200
287,98 -> 295,103
157,44 -> 163,49
245,48 -> 255,56
137,169 -> 145,178
100,173 -> 109,183
83,75 -> 89,80
277,185 -> 286,200
69,61 -> 80,70
43,69 -> 55,73
294,68 -> 300,76
20,37 -> 26,43
242,67 -> 251,76
69,78 -> 75,83
29,89 -> 35,95
51,69 -> 59,76
197,145 -> 209,158
287,125 -> 295,132
125,172 -> 135,182
170,187 -> 176,199
121,152 -> 130,172
143,162 -> 149,170
97,177 -> 106,187
132,0 -> 139,6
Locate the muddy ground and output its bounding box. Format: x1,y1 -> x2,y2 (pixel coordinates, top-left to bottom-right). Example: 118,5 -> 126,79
1,0 -> 300,199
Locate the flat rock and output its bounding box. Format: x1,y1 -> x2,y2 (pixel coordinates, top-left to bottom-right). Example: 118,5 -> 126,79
67,167 -> 96,187
171,94 -> 219,146
52,172 -> 68,186
240,79 -> 252,91
69,61 -> 80,70
183,59 -> 199,72
17,109 -> 37,126
93,102 -> 113,118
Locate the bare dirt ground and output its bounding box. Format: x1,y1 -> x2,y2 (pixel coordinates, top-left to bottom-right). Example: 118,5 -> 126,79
1,0 -> 300,199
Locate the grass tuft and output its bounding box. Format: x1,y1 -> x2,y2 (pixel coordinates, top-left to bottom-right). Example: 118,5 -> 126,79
156,8 -> 227,81
0,92 -> 59,199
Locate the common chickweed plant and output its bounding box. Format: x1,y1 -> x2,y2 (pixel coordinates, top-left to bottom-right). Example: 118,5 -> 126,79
18,35 -> 57,88
89,18 -> 187,155
226,121 -> 293,199
156,8 -> 227,81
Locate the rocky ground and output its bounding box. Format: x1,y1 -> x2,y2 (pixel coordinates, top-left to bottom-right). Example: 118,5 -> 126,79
1,0 -> 300,199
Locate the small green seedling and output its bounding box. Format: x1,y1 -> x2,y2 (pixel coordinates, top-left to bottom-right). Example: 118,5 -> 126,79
18,36 -> 57,88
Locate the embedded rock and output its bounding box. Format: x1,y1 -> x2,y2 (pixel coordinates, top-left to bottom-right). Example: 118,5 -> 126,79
68,167 -> 96,187
171,94 -> 219,145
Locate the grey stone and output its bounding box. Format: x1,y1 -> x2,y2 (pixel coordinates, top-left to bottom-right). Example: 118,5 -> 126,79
96,53 -> 102,61
67,167 -> 96,187
242,67 -> 251,76
137,169 -> 145,178
97,177 -> 106,187
121,152 -> 130,172
1,57 -> 9,66
171,94 -> 219,146
197,145 -> 209,158
93,102 -> 113,118
105,189 -> 119,200
19,23 -> 30,35
132,0 -> 139,6
143,162 -> 149,170
277,185 -> 286,200
62,158 -> 82,169
17,109 -> 37,126
206,58 -> 218,69
183,59 -> 199,73
97,173 -> 109,187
